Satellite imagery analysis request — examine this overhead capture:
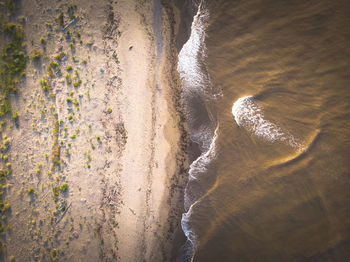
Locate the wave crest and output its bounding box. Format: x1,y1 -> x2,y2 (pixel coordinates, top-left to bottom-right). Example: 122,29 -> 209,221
177,2 -> 218,261
232,96 -> 302,149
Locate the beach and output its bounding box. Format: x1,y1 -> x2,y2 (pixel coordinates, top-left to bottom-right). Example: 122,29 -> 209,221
0,0 -> 187,261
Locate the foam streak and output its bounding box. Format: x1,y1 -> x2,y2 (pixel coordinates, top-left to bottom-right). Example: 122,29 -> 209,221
232,96 -> 302,149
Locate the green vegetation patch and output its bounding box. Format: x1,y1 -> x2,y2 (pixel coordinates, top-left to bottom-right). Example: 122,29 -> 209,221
60,182 -> 68,192
67,4 -> 77,20
73,79 -> 81,88
55,52 -> 66,62
58,12 -> 64,27
51,121 -> 61,170
31,49 -> 42,61
40,37 -> 46,45
0,23 -> 28,97
40,78 -> 50,92
0,22 -> 27,254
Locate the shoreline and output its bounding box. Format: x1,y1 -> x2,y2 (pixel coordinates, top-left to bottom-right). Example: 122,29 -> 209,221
1,0 -> 189,261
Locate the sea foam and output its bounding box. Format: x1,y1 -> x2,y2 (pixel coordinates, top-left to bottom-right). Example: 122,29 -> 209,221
177,2 -> 216,261
232,96 -> 302,149
177,6 -> 209,92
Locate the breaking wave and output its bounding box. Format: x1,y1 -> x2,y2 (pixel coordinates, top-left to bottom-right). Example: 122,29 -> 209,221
179,126 -> 218,262
177,1 -> 218,261
232,96 -> 303,150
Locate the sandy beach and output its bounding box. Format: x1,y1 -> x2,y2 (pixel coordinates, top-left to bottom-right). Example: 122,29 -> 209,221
0,0 -> 187,261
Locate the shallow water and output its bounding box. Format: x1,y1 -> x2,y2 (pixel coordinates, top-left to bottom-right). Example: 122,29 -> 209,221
177,0 -> 350,261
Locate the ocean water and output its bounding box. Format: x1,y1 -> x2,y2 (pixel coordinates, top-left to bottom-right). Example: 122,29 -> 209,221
177,0 -> 350,261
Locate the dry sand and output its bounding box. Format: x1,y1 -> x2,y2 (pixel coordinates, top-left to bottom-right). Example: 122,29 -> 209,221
1,0 -> 187,261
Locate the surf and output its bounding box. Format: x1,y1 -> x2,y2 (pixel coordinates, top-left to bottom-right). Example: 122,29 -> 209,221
177,1 -> 218,261
232,95 -> 303,150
